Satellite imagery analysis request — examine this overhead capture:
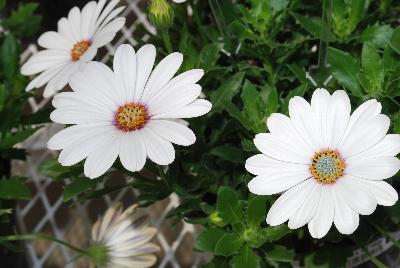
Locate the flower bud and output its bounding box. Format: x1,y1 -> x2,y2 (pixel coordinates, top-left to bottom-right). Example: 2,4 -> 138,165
209,211 -> 225,226
149,0 -> 175,30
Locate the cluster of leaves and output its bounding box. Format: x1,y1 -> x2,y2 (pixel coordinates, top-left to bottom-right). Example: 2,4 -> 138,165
0,0 -> 42,224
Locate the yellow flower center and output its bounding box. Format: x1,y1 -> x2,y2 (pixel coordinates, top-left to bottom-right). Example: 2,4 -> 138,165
71,40 -> 90,61
114,103 -> 149,132
310,150 -> 344,184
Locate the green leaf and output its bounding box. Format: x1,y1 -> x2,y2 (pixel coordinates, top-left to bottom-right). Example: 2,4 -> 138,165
348,0 -> 368,34
63,177 -> 99,202
197,43 -> 223,71
230,245 -> 260,268
194,228 -> 243,256
360,42 -> 383,94
264,225 -> 291,241
217,186 -> 244,224
210,72 -> 245,113
0,84 -> 5,112
360,25 -> 393,48
0,34 -> 19,79
246,196 -> 267,226
291,13 -> 336,41
0,126 -> 42,148
328,47 -> 362,96
209,145 -> 246,163
265,245 -> 295,263
389,27 -> 400,55
0,177 -> 31,200
2,3 -> 41,37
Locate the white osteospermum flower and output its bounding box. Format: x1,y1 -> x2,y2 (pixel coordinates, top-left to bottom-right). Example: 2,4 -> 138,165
172,0 -> 186,3
21,0 -> 126,97
245,88 -> 400,239
47,43 -> 212,179
91,203 -> 159,268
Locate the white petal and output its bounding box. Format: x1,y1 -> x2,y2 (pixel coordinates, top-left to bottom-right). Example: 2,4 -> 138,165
141,52 -> 183,103
346,156 -> 400,180
340,114 -> 390,159
84,134 -> 120,179
348,134 -> 400,161
97,6 -> 125,32
81,61 -> 124,105
25,63 -> 66,91
332,186 -> 359,235
134,44 -> 156,101
266,113 -> 314,159
308,185 -> 334,239
140,127 -> 175,165
356,179 -> 398,206
52,91 -> 114,114
311,88 -> 331,147
67,6 -> 82,41
147,120 -> 195,146
80,1 -> 97,39
152,99 -> 212,119
113,44 -> 137,101
253,133 -> 311,164
92,17 -> 125,47
50,107 -> 112,124
288,183 -> 321,229
42,63 -> 79,97
47,123 -> 111,150
289,96 -> 322,151
38,31 -> 73,50
58,127 -> 116,166
95,0 -> 119,27
335,175 -> 377,215
326,90 -> 351,150
148,84 -> 202,116
69,71 -> 119,109
21,50 -> 70,75
80,46 -> 98,62
57,17 -> 77,43
119,132 -> 146,172
266,179 -> 315,226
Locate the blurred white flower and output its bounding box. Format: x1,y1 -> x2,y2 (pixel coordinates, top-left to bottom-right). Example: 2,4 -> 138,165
245,88 -> 400,239
90,203 -> 159,268
47,43 -> 212,179
172,0 -> 186,3
21,0 -> 126,97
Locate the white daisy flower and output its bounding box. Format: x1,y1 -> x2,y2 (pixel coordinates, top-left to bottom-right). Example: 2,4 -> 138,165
245,88 -> 400,238
172,0 -> 186,3
47,43 -> 212,179
91,203 -> 159,268
21,0 -> 126,97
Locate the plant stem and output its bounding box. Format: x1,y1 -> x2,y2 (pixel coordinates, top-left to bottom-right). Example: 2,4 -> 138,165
317,0 -> 333,68
0,234 -> 88,255
161,30 -> 173,54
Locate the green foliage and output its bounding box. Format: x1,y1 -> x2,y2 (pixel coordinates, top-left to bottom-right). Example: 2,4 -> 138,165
1,3 -> 42,37
0,177 -> 31,200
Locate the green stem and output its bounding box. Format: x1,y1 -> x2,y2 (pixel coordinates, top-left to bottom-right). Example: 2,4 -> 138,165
317,0 -> 333,68
161,30 -> 173,54
0,234 -> 88,255
368,220 -> 400,249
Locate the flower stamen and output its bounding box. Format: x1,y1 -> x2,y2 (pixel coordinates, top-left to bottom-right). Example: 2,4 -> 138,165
71,40 -> 90,61
114,103 -> 149,131
310,150 -> 344,184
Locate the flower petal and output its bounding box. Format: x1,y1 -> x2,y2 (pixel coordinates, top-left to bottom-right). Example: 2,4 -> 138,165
114,44 -> 137,101
288,183 -> 321,229
332,186 -> 359,235
346,156 -> 400,180
266,179 -> 315,226
84,135 -> 120,179
38,31 -> 73,50
335,175 -> 377,215
152,99 -> 212,119
308,185 -> 334,238
355,179 -> 398,206
348,134 -> 400,161
147,119 -> 196,146
140,127 -> 175,165
253,133 -> 311,164
134,44 -> 156,101
119,131 -> 146,172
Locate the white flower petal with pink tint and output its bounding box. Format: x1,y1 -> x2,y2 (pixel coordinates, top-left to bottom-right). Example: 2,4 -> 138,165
245,88 -> 400,238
